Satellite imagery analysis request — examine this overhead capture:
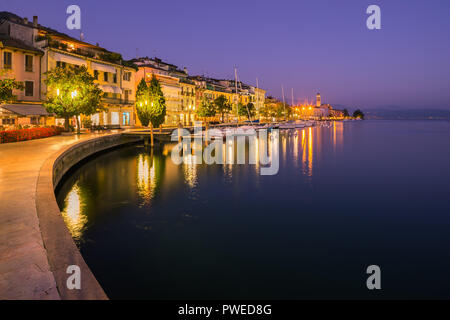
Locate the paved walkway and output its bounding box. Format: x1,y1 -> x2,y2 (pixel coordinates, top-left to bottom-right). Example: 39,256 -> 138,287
0,133 -> 109,299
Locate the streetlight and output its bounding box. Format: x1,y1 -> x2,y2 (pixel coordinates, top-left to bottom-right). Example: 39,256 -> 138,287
188,104 -> 192,126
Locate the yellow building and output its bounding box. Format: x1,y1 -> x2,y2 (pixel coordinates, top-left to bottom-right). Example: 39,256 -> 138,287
0,14 -> 49,126
179,78 -> 196,125
0,12 -> 137,129
35,30 -> 137,128
133,57 -> 190,126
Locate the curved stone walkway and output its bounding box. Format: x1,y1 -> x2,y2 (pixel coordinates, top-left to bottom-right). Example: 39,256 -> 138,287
0,133 -> 109,299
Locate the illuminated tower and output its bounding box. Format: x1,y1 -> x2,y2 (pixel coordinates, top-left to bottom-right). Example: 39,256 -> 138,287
316,93 -> 321,107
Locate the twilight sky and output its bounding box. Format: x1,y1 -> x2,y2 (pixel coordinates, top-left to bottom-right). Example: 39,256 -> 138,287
3,0 -> 450,109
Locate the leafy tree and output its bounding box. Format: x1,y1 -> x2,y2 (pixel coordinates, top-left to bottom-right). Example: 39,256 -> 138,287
353,109 -> 365,119
238,102 -> 256,121
276,102 -> 286,120
44,65 -> 103,132
148,75 -> 166,130
214,95 -> 232,123
343,109 -> 350,117
136,75 -> 166,146
135,78 -> 151,126
0,71 -> 25,103
196,99 -> 216,122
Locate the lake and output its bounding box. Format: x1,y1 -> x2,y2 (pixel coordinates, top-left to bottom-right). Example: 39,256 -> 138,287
56,120 -> 450,299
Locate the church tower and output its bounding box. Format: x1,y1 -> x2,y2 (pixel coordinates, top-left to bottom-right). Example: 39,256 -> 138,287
316,93 -> 321,107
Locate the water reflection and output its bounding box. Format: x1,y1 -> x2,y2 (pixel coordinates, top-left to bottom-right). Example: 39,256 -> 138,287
60,183 -> 87,241
58,124 -> 345,243
137,152 -> 156,205
183,154 -> 198,188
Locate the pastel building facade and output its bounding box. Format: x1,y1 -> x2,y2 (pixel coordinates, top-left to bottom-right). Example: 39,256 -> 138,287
0,11 -> 137,128
0,13 -> 48,126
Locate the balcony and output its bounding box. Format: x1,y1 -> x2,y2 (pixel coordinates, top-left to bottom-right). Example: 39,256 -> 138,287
101,96 -> 135,105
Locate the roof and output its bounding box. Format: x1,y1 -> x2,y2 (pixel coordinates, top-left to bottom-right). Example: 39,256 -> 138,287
1,104 -> 49,116
0,11 -> 116,55
0,34 -> 43,54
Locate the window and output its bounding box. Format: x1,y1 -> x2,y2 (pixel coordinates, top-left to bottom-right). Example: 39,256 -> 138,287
25,81 -> 34,97
123,72 -> 131,81
25,55 -> 33,72
3,52 -> 12,69
56,61 -> 67,68
2,118 -> 16,125
113,73 -> 117,83
124,90 -> 129,102
94,70 -> 99,80
104,72 -> 108,82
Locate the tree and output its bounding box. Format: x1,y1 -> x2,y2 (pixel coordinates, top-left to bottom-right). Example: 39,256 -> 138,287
0,71 -> 25,103
343,109 -> 350,117
136,75 -> 166,146
353,109 -> 365,119
44,65 -> 103,132
214,95 -> 232,123
238,102 -> 256,121
196,99 -> 216,122
276,102 -> 286,120
135,78 -> 151,126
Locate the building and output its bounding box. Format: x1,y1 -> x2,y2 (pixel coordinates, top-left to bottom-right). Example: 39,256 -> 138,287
0,11 -> 137,129
0,16 -> 48,126
132,57 -> 188,126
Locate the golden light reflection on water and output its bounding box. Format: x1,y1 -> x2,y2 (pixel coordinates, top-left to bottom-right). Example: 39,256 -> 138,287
61,183 -> 87,241
308,127 -> 313,176
137,153 -> 156,204
183,154 -> 198,188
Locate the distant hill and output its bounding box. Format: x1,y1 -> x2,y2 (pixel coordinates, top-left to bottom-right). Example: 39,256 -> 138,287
364,108 -> 450,120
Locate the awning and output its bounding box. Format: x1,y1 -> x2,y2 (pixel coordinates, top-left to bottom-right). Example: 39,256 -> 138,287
92,62 -> 117,73
52,52 -> 87,66
100,85 -> 122,94
1,104 -> 50,116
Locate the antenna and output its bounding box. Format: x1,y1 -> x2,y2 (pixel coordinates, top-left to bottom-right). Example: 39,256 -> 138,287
235,67 -> 239,124
291,88 -> 294,107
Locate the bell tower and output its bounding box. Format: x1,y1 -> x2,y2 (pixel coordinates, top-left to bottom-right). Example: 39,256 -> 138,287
316,93 -> 321,107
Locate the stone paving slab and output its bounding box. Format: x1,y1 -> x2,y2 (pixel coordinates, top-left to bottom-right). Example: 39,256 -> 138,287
0,133 -> 109,300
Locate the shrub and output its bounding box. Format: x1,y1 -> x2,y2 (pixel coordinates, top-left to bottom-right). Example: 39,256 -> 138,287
0,126 -> 64,144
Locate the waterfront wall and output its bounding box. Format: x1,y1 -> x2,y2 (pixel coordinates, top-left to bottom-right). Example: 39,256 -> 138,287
35,134 -> 141,299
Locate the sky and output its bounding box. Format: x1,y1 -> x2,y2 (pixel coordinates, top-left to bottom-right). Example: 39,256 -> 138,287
2,0 -> 450,109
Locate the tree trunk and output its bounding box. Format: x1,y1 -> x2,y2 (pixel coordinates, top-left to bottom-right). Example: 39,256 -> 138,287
150,124 -> 154,147
76,116 -> 81,134
64,116 -> 70,132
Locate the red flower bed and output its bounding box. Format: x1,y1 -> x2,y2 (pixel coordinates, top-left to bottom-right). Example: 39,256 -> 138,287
0,126 -> 65,144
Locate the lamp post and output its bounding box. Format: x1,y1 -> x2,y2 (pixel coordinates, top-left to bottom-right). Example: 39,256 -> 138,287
188,104 -> 192,126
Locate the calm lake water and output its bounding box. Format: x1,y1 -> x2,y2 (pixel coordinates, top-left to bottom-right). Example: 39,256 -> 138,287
56,120 -> 450,299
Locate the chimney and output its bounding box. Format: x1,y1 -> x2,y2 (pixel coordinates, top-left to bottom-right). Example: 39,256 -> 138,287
23,17 -> 28,24
33,16 -> 38,27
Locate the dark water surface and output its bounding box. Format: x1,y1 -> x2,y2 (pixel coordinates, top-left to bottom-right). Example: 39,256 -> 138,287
56,120 -> 450,299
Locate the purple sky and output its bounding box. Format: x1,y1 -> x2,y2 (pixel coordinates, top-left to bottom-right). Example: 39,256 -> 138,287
3,0 -> 450,109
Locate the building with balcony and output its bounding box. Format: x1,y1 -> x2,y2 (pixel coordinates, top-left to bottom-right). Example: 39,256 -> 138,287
132,57 -> 188,126
0,15 -> 47,127
0,11 -> 137,129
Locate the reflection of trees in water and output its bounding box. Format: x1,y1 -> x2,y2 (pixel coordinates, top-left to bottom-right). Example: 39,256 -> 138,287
136,146 -> 166,207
